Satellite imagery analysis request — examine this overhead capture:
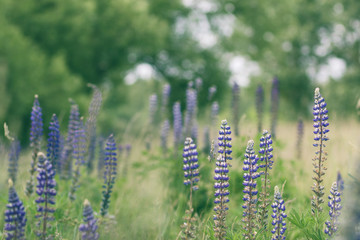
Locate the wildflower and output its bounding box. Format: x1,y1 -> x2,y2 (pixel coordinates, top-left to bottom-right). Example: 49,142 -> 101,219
161,83 -> 171,117
311,87 -> 329,214
271,77 -> 280,138
161,119 -> 170,152
213,120 -> 232,239
35,152 -> 56,239
258,130 -> 274,229
324,182 -> 342,237
79,199 -> 99,240
4,179 -> 27,240
242,140 -> 260,240
185,88 -> 197,137
271,186 -> 287,240
256,85 -> 264,134
173,102 -> 183,148
100,134 -> 118,216
47,114 -> 60,175
25,95 -> 43,196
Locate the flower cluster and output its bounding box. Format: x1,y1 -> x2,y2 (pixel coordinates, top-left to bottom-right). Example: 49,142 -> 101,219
271,186 -> 287,240
311,87 -> 329,214
242,140 -> 260,239
258,130 -> 274,229
213,120 -> 232,239
183,138 -> 200,190
4,179 -> 27,240
173,102 -> 183,148
100,134 -> 118,216
324,182 -> 342,237
8,140 -> 21,184
35,152 -> 56,239
47,114 -> 60,175
79,199 -> 99,240
256,85 -> 264,134
185,88 -> 197,137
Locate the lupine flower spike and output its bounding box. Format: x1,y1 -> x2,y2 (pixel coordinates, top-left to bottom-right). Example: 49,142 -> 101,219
213,120 -> 232,240
173,102 -> 183,149
311,87 -> 329,214
256,85 -> 264,134
35,152 -> 56,239
231,82 -> 240,136
8,140 -> 21,184
324,182 -> 342,237
257,130 -> 274,229
271,186 -> 287,240
181,137 -> 200,239
47,114 -> 60,175
4,179 -> 27,240
296,119 -> 304,159
270,77 -> 279,138
161,83 -> 171,119
100,134 -> 118,216
79,199 -> 99,240
185,88 -> 197,137
25,95 -> 43,196
242,140 -> 260,240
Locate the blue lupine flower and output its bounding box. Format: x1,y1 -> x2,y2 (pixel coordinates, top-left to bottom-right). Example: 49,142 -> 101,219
4,179 -> 27,240
173,102 -> 183,148
47,114 -> 60,175
311,87 -> 329,213
231,82 -> 240,136
256,85 -> 264,134
324,182 -> 342,237
258,130 -> 274,228
185,88 -> 197,137
8,140 -> 21,184
296,119 -> 304,159
100,134 -> 118,216
242,140 -> 260,239
271,186 -> 287,240
271,77 -> 280,138
79,199 -> 99,240
26,95 -> 43,196
183,138 -> 200,190
161,119 -> 170,152
213,120 -> 232,239
35,152 -> 56,239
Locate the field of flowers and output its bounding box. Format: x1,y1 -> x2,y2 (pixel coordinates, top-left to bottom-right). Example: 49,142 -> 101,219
0,80 -> 359,240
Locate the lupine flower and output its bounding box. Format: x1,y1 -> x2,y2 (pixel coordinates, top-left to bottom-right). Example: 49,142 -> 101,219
79,199 -> 99,240
86,84 -> 102,173
8,140 -> 21,184
97,137 -> 105,178
242,140 -> 260,240
296,119 -> 304,159
270,77 -> 279,138
35,152 -> 56,239
208,86 -> 217,101
213,120 -> 232,239
4,179 -> 27,240
311,87 -> 329,214
271,186 -> 287,240
173,102 -> 183,148
69,119 -> 87,201
181,137 -> 200,239
149,94 -> 158,125
185,88 -> 197,137
337,172 -> 344,193
256,85 -> 264,134
161,84 -> 171,117
324,182 -> 342,237
211,101 -> 219,127
161,119 -> 170,152
100,134 -> 118,216
231,82 -> 240,136
257,130 -> 274,229
25,95 -> 43,196
47,114 -> 60,175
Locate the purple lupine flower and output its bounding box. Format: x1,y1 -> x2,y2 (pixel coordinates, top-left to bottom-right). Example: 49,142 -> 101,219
25,95 -> 43,196
258,130 -> 274,229
100,134 -> 118,216
69,119 -> 87,201
47,114 -> 60,175
185,88 -> 197,137
161,84 -> 171,116
256,85 -> 264,134
173,102 -> 183,148
4,179 -> 27,240
86,84 -> 102,173
311,87 -> 330,214
213,120 -> 232,239
211,101 -> 219,127
183,138 -> 200,190
337,172 -> 344,193
296,119 -> 304,159
8,140 -> 21,184
231,82 -> 240,136
79,199 -> 99,240
208,86 -> 217,101
242,140 -> 260,239
149,94 -> 158,125
97,136 -> 105,178
324,182 -> 342,237
270,77 -> 279,138
35,152 -> 56,239
271,186 -> 287,240
161,119 -> 170,152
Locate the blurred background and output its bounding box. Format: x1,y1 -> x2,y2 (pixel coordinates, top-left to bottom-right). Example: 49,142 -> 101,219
1,0 -> 360,144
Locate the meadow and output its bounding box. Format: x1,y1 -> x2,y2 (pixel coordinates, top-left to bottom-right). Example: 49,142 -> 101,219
0,82 -> 359,240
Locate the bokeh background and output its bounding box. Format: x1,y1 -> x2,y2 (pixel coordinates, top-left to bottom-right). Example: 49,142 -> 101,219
1,0 -> 360,143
